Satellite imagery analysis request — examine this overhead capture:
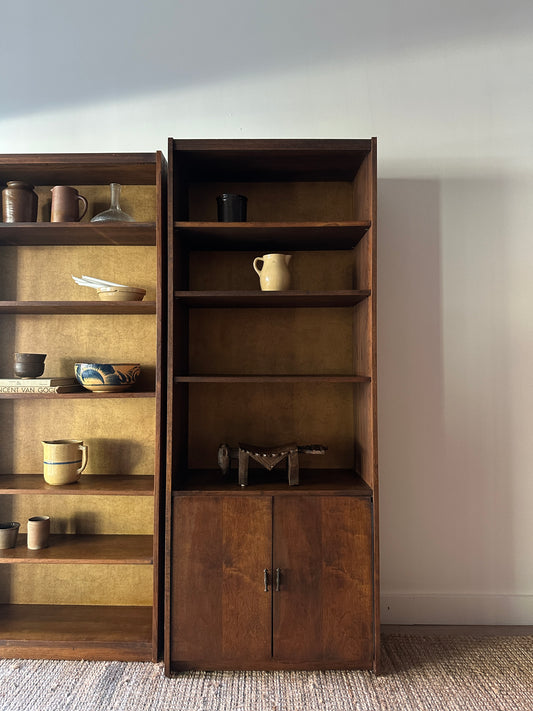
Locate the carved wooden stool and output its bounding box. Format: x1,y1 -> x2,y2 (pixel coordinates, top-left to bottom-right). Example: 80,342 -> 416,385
217,442 -> 327,487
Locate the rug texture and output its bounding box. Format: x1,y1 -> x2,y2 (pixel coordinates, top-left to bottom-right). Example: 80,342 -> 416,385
1,634 -> 532,711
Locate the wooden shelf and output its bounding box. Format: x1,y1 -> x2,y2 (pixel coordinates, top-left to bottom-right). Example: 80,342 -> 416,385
175,375 -> 371,383
175,469 -> 373,496
0,300 -> 156,314
0,534 -> 153,564
0,222 -> 156,246
175,221 -> 370,250
171,139 -> 372,180
0,152 -> 158,184
0,474 -> 154,495
174,289 -> 370,308
0,390 -> 155,399
0,604 -> 152,661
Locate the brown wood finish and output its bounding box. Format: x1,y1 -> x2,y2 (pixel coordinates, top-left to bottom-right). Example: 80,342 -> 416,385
0,474 -> 154,495
0,151 -> 165,663
176,469 -> 372,496
273,496 -> 374,666
0,605 -> 152,661
0,223 -> 156,246
175,290 -> 370,308
0,391 -> 155,399
171,496 -> 272,664
0,301 -> 156,314
175,222 -> 370,251
166,139 -> 378,674
0,534 -> 153,564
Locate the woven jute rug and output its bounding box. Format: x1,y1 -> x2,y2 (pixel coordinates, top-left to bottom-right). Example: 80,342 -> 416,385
1,633 -> 532,711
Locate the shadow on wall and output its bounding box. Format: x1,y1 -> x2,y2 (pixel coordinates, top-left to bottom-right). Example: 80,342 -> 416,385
378,177 -> 515,620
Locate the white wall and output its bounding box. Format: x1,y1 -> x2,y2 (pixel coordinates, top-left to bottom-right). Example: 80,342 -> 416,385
1,0 -> 532,624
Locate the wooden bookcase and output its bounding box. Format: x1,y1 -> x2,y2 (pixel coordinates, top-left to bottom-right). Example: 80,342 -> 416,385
0,152 -> 166,661
165,139 -> 378,673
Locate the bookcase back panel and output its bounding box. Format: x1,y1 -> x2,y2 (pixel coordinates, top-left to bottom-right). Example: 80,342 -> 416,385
189,307 -> 353,375
0,398 -> 156,476
189,251 -> 356,291
188,181 -> 356,222
33,185 -> 156,224
187,383 -> 356,470
0,565 -> 152,605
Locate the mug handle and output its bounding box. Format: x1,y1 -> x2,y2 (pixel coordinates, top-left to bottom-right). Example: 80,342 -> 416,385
77,444 -> 88,477
253,257 -> 264,276
77,195 -> 88,222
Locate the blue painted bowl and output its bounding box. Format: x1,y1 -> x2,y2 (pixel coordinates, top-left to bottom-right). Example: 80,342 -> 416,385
75,363 -> 141,392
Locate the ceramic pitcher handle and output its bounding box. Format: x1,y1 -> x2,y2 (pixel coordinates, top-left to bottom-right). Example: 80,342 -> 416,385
253,257 -> 264,276
77,444 -> 88,477
77,195 -> 88,221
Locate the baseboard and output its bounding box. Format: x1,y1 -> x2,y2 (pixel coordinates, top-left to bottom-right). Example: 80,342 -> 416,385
381,593 -> 533,625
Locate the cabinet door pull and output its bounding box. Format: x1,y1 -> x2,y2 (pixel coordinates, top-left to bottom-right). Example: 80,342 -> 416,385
264,569 -> 269,592
275,567 -> 281,592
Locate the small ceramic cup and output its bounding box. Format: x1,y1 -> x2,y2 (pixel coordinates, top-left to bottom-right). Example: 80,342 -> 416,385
0,522 -> 20,549
14,353 -> 46,378
27,516 -> 50,550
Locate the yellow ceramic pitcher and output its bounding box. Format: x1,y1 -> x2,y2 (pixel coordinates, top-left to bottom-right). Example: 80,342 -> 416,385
42,439 -> 88,485
253,253 -> 292,291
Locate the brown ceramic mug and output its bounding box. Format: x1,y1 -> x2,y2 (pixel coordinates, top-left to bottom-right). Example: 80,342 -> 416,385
50,186 -> 88,222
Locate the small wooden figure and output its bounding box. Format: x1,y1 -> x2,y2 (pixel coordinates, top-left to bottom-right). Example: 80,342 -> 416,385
217,442 -> 327,487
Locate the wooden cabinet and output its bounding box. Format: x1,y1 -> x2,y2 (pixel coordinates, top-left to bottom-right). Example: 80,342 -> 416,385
166,139 -> 378,673
0,152 -> 166,661
171,494 -> 373,670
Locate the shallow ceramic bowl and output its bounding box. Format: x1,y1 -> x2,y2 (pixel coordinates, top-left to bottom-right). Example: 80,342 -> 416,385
97,286 -> 146,302
75,363 -> 141,392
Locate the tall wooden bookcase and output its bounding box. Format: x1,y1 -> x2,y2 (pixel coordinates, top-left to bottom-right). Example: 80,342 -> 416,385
165,139 -> 379,674
0,152 -> 166,661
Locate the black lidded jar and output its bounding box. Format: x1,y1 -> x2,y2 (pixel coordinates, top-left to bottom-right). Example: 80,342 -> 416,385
216,193 -> 247,222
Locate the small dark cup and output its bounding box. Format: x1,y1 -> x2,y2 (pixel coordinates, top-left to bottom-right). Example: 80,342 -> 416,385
14,353 -> 47,378
216,193 -> 247,222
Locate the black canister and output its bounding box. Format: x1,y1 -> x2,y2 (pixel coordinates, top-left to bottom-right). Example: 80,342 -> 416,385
216,193 -> 247,222
2,181 -> 38,222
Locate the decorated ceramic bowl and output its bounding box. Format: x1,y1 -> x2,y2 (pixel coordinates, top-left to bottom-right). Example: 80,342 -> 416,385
75,363 -> 141,392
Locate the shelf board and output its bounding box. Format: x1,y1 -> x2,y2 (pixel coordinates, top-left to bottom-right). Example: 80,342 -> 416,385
0,300 -> 156,314
0,390 -> 155,399
174,221 -> 370,250
0,534 -> 153,564
0,152 -> 158,184
0,222 -> 156,246
171,139 -> 372,180
174,469 -> 373,496
0,474 -> 154,495
175,375 -> 371,383
0,604 -> 152,661
174,289 -> 370,308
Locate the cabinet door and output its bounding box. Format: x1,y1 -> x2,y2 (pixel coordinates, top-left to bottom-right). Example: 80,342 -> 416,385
171,495 -> 272,667
272,496 -> 374,667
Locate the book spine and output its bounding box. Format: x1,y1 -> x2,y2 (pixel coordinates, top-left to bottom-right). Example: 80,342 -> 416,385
0,379 -> 76,387
0,385 -> 82,394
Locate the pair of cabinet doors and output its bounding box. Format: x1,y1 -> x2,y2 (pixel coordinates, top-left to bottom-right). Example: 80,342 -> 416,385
171,494 -> 374,670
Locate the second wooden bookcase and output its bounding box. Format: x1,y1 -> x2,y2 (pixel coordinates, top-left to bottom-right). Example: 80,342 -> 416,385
165,139 -> 378,673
